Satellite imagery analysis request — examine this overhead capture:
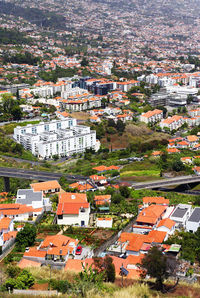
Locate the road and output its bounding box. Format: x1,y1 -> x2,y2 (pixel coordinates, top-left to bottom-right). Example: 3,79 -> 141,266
132,175 -> 200,190
0,167 -> 88,181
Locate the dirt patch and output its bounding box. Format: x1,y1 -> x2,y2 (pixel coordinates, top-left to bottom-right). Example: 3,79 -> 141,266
92,229 -> 114,240
70,112 -> 90,121
31,283 -> 49,291
163,284 -> 200,298
101,133 -> 128,149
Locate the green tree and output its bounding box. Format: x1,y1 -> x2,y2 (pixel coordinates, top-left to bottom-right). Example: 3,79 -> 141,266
72,264 -> 104,297
171,159 -> 185,172
116,120 -> 125,133
140,246 -> 168,290
111,193 -> 124,204
93,256 -> 115,283
119,186 -> 131,198
15,224 -> 36,251
6,265 -> 20,278
81,57 -> 89,67
11,105 -> 22,120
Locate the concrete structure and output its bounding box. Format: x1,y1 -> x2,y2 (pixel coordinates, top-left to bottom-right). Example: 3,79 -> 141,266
186,207 -> 200,233
170,204 -> 192,228
96,218 -> 113,228
16,189 -> 45,209
13,119 -> 99,159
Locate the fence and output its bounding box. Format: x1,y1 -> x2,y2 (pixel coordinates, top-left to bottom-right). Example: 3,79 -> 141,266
93,216 -> 136,257
13,289 -> 58,296
0,237 -> 15,260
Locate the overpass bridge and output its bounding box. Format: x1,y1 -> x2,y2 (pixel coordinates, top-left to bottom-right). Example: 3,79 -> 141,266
132,175 -> 200,190
0,167 -> 88,192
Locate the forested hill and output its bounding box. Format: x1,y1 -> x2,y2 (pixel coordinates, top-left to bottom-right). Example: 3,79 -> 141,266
0,28 -> 32,45
0,1 -> 66,30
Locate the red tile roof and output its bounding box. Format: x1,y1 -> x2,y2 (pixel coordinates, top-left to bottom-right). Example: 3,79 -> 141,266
57,202 -> 89,215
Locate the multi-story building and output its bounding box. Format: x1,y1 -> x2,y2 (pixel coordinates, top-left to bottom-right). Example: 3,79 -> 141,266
160,115 -> 184,131
60,96 -> 102,112
13,119 -> 99,159
140,109 -> 163,124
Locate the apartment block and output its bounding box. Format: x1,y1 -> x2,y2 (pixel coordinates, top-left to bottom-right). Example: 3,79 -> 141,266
13,119 -> 99,159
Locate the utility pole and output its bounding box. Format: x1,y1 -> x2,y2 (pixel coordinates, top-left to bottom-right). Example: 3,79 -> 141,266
121,263 -> 124,288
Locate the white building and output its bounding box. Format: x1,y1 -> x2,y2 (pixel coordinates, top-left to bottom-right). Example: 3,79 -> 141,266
160,115 -> 184,131
170,204 -> 192,228
96,218 -> 113,228
16,189 -> 50,210
186,207 -> 200,233
13,119 -> 99,159
57,192 -> 90,226
140,109 -> 163,124
156,218 -> 176,236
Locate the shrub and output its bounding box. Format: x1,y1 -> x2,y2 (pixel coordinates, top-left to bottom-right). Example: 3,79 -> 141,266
50,279 -> 71,294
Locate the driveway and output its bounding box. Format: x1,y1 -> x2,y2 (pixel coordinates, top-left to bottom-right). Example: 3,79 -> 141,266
74,246 -> 93,260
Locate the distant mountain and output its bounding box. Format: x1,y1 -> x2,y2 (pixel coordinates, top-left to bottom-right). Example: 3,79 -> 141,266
0,1 -> 66,30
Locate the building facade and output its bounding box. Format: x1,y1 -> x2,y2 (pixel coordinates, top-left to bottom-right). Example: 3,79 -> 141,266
13,119 -> 99,159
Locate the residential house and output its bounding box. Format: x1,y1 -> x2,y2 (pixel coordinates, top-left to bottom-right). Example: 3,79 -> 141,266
180,157 -> 193,164
151,151 -> 162,157
167,148 -> 180,154
176,141 -> 190,149
186,207 -> 200,233
30,181 -> 61,195
117,80 -> 139,92
23,234 -> 79,264
92,165 -> 120,173
94,195 -> 111,206
69,181 -> 96,192
133,205 -> 167,233
170,204 -> 192,228
116,114 -> 132,123
156,218 -> 176,235
142,197 -> 169,207
118,230 -> 167,256
96,218 -> 113,228
0,217 -> 16,251
16,189 -> 49,209
57,192 -> 90,226
186,135 -> 199,148
89,116 -> 101,123
56,111 -> 69,120
193,166 -> 200,175
0,204 -> 42,222
90,175 -> 107,186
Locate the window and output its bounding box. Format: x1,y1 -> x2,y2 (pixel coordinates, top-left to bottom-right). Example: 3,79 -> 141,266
57,122 -> 61,129
44,125 -> 49,131
58,215 -> 63,219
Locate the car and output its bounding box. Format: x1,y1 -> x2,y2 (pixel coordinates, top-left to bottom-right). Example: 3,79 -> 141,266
75,246 -> 83,255
119,253 -> 127,259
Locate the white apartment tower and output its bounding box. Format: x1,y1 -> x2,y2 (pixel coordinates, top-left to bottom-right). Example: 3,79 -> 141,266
13,119 -> 99,159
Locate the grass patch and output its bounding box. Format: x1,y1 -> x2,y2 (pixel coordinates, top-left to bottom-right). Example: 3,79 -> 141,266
120,170 -> 160,177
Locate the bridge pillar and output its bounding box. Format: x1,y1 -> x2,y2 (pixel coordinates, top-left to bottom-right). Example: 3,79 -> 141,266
3,177 -> 10,193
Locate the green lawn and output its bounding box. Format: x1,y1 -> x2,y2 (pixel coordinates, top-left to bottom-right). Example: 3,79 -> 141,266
120,160 -> 160,179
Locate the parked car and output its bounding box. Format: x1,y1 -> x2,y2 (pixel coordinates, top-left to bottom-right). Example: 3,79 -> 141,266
75,246 -> 83,255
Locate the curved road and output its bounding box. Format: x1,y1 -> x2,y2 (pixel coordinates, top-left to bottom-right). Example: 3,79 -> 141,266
132,175 -> 200,190
0,167 -> 88,182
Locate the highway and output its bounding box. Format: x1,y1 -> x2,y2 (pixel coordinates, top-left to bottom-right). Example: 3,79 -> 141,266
132,175 -> 200,190
0,167 -> 88,182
